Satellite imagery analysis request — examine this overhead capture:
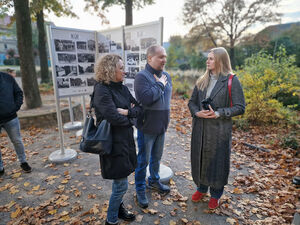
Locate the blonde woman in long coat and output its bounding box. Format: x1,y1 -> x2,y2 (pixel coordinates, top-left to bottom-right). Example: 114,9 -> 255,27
188,47 -> 245,209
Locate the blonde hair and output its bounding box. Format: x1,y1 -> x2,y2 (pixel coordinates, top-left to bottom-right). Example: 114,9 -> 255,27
94,54 -> 122,84
196,47 -> 232,90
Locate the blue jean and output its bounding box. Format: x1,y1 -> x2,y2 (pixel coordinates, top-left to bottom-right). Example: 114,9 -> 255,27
0,117 -> 26,170
135,130 -> 165,192
197,183 -> 224,199
107,177 -> 128,224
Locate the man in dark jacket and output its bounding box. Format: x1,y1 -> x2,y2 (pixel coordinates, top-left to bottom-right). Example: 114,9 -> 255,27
134,45 -> 172,208
0,71 -> 32,176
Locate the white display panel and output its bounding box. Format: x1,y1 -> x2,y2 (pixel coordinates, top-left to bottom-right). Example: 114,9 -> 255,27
48,18 -> 163,98
49,27 -> 96,97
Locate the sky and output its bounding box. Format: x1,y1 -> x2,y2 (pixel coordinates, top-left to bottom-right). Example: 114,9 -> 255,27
47,0 -> 300,42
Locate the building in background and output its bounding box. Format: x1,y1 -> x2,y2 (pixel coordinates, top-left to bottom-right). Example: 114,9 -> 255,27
0,15 -> 18,65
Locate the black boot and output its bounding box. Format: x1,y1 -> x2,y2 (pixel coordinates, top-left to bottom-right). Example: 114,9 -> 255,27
118,203 -> 135,222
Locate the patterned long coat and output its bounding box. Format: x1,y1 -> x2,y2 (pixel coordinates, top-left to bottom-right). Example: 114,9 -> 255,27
188,74 -> 245,189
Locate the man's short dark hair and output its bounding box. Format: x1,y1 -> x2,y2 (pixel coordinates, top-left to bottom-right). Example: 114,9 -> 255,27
146,45 -> 162,60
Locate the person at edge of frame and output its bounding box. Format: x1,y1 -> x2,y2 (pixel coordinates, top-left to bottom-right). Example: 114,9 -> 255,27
0,70 -> 32,177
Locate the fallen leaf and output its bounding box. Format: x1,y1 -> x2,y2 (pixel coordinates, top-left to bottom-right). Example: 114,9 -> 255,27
11,208 -> 21,218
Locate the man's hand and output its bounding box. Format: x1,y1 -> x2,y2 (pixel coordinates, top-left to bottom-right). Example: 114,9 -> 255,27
154,74 -> 167,86
117,108 -> 128,116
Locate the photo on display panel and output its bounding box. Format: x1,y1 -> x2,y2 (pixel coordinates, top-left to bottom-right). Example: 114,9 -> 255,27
54,39 -> 75,52
57,53 -> 77,64
57,78 -> 69,88
124,79 -> 134,93
87,77 -> 97,86
127,53 -> 139,66
87,40 -> 96,51
110,41 -> 122,52
98,42 -> 109,53
125,67 -> 139,79
76,41 -> 87,51
77,53 -> 95,63
70,77 -> 87,87
78,64 -> 94,74
55,65 -> 78,77
140,37 -> 157,50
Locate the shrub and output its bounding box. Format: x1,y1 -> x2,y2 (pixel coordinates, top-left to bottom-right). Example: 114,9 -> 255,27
237,47 -> 300,125
3,58 -> 14,65
280,132 -> 299,150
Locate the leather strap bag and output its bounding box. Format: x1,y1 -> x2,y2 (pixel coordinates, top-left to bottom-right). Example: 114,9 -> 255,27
79,93 -> 112,155
228,74 -> 235,107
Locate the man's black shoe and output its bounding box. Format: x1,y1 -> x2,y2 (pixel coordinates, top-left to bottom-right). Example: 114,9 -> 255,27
20,162 -> 32,173
0,168 -> 4,176
118,203 -> 135,222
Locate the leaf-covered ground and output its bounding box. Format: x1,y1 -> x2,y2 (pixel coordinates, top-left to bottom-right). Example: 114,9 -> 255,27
0,97 -> 298,225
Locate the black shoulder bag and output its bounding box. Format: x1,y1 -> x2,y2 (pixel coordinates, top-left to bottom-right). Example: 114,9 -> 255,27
79,92 -> 112,155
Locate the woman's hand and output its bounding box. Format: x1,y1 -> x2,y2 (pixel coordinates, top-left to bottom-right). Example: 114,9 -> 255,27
195,105 -> 217,119
117,108 -> 128,116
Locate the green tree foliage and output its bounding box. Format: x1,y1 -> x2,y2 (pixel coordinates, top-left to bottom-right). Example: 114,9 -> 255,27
182,0 -> 282,67
166,35 -> 206,70
84,0 -> 155,26
237,47 -> 299,125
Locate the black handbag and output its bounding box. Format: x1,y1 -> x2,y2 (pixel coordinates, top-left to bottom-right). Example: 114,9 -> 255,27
79,91 -> 112,155
79,114 -> 112,155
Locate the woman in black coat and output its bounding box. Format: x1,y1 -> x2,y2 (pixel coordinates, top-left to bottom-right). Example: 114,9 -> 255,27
93,54 -> 142,225
188,47 -> 245,210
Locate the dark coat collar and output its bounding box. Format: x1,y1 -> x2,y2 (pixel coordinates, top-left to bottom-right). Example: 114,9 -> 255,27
145,63 -> 163,77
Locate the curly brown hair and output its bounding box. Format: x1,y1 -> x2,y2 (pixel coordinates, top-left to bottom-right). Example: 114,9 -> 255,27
94,54 -> 122,84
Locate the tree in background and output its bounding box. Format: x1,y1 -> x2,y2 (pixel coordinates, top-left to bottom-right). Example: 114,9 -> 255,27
84,0 -> 155,26
13,0 -> 42,108
30,0 -> 77,83
182,0 -> 282,67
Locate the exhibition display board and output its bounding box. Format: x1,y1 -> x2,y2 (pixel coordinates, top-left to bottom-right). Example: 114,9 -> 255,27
47,18 -> 163,98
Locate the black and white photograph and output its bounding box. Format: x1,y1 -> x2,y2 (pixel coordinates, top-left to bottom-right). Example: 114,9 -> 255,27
110,41 -> 122,52
57,78 -> 70,88
70,77 -> 87,87
124,32 -> 139,51
98,42 -> 109,53
54,39 -> 76,52
78,64 -> 94,74
87,40 -> 96,51
55,65 -> 78,77
126,53 -> 139,66
87,77 -> 97,86
57,53 -> 77,64
141,53 -> 147,61
140,37 -> 157,50
124,79 -> 135,96
77,53 -> 95,63
126,67 -> 139,79
76,41 -> 87,51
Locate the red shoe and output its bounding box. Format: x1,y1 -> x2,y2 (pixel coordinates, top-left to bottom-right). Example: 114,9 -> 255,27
191,191 -> 205,202
208,197 -> 219,209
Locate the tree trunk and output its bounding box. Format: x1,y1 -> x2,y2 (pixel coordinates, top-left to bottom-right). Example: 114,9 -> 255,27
229,38 -> 235,69
125,0 -> 133,25
13,0 -> 42,109
36,9 -> 50,83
